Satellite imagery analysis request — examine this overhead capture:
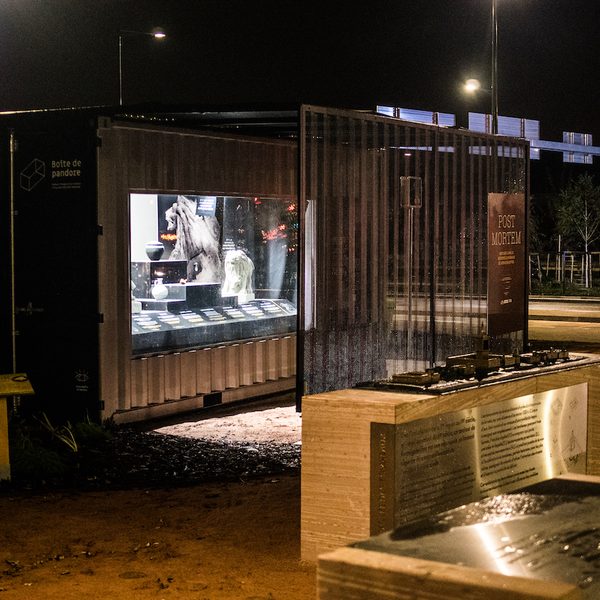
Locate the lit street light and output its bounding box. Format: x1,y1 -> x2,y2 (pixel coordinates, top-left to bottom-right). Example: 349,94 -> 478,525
118,29 -> 166,106
464,78 -> 482,93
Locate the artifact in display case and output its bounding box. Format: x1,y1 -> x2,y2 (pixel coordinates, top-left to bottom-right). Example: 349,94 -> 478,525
131,298 -> 296,353
129,193 -> 298,355
131,259 -> 188,312
222,249 -> 255,303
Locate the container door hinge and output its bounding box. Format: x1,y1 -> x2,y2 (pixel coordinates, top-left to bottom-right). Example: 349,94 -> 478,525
97,313 -> 104,323
97,224 -> 103,235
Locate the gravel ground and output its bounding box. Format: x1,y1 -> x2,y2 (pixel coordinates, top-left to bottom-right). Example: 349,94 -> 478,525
108,402 -> 302,488
4,396 -> 302,492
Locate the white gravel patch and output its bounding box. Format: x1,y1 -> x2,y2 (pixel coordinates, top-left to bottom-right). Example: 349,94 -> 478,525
153,405 -> 302,445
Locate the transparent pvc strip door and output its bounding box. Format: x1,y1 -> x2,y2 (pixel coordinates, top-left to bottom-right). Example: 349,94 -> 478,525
300,106 -> 528,395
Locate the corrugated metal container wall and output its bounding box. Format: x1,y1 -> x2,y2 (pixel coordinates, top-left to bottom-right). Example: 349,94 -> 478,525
97,121 -> 297,421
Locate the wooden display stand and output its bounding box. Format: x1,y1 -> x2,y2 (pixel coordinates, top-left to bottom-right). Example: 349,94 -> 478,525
317,547 -> 581,600
301,357 -> 600,563
317,473 -> 600,599
0,373 -> 35,480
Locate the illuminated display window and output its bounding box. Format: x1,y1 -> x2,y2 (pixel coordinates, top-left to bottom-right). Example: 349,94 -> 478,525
129,194 -> 297,355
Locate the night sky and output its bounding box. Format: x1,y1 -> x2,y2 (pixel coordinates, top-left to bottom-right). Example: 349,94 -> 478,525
1,0 -> 599,140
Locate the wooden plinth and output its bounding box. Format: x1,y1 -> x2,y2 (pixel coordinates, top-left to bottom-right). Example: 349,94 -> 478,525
317,547 -> 581,600
0,397 -> 8,481
0,373 -> 35,481
301,357 -> 600,563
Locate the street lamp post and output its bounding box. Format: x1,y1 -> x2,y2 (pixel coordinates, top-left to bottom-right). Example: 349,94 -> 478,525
491,0 -> 498,135
463,1 -> 499,134
118,29 -> 166,106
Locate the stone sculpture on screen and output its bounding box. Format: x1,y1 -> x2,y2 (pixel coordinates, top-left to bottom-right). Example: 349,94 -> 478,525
165,195 -> 223,283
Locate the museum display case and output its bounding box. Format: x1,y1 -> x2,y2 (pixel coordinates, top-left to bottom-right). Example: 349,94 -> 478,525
129,193 -> 298,355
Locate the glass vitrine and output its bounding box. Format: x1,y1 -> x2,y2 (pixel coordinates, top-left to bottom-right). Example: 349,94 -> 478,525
129,193 -> 297,355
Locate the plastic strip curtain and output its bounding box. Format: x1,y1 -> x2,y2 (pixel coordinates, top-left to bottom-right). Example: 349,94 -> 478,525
300,106 -> 528,395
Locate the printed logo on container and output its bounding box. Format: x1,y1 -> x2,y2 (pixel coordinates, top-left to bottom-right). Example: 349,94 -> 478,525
19,157 -> 84,192
51,158 -> 83,190
74,369 -> 90,392
20,158 -> 46,191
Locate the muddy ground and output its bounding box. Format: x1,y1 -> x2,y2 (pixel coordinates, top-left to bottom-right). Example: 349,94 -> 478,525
0,398 -> 315,599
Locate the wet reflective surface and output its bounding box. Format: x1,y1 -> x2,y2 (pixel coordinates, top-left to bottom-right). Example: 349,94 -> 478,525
356,487 -> 600,596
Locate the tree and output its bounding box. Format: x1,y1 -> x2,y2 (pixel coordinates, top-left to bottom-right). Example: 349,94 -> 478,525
556,174 -> 600,287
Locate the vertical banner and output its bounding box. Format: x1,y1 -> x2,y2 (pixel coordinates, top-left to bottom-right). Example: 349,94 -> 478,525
487,193 -> 526,336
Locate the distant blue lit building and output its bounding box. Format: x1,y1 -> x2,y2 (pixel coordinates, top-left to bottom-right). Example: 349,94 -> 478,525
376,106 -> 600,165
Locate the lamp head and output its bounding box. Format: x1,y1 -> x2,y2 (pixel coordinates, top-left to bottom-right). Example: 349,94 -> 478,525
464,78 -> 482,93
119,28 -> 166,40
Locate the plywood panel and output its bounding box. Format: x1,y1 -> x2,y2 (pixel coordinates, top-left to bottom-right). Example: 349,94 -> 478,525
147,355 -> 166,405
254,340 -> 266,383
318,548 -> 580,600
130,357 -> 149,408
225,344 -> 240,389
180,350 -> 197,398
302,390 -> 401,562
0,398 -> 9,481
211,346 -> 227,391
534,362 -> 600,476
266,338 -> 280,381
279,336 -> 291,378
196,348 -> 212,394
164,352 -> 181,401
301,360 -> 600,563
288,335 -> 297,377
240,342 -> 254,386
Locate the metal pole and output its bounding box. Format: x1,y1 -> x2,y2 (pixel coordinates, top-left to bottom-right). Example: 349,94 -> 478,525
296,106 -> 306,411
9,131 -> 17,372
491,0 -> 499,134
118,33 -> 123,106
407,206 -> 414,367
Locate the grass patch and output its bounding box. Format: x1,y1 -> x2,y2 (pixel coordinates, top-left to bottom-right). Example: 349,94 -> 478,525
6,412 -> 113,487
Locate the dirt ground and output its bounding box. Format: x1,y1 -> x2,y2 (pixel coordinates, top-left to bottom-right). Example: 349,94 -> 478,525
0,401 -> 315,599
0,474 -> 314,600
